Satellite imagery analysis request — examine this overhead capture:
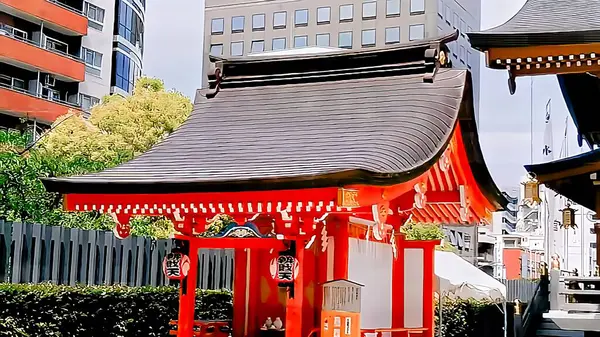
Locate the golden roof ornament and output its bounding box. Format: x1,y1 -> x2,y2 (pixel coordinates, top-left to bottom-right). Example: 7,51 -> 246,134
560,202 -> 577,230
522,173 -> 541,206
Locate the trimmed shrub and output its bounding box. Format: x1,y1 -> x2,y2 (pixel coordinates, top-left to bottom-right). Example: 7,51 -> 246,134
0,283 -> 232,337
0,283 -> 508,337
435,298 -> 512,337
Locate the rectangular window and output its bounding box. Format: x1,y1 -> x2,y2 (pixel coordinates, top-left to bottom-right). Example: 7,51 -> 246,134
232,16 -> 245,33
460,19 -> 466,35
84,2 -> 105,26
272,37 -> 286,50
231,41 -> 244,56
80,93 -> 100,111
362,1 -> 376,19
317,7 -> 331,24
316,33 -> 330,47
273,11 -> 287,28
211,18 -> 224,35
82,47 -> 102,68
453,13 -> 459,29
361,29 -> 376,47
339,4 -> 353,22
410,0 -> 425,14
385,27 -> 400,44
460,45 -> 466,64
409,24 -> 425,40
295,9 -> 308,26
386,0 -> 400,17
338,31 -> 352,48
444,5 -> 451,24
251,40 -> 265,53
437,0 -> 443,17
210,43 -> 223,56
252,14 -> 265,31
294,35 -> 308,48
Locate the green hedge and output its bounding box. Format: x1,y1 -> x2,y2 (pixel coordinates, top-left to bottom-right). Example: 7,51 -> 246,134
0,284 -> 508,337
0,283 -> 232,337
435,298 -> 511,337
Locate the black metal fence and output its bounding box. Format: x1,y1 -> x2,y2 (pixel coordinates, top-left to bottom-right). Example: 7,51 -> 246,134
499,278 -> 538,302
0,220 -> 234,289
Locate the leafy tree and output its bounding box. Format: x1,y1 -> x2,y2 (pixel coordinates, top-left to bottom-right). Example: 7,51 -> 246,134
0,78 -> 193,238
400,221 -> 457,252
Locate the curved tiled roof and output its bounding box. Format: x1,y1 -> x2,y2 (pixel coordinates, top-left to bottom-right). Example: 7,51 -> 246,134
468,0 -> 600,49
42,32 -> 505,212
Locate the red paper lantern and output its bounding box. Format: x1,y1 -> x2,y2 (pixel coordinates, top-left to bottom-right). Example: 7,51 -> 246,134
269,255 -> 299,283
163,252 -> 191,280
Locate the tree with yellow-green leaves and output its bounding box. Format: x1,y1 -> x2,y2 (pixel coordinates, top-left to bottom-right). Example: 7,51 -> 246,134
0,78 -> 193,238
400,221 -> 456,252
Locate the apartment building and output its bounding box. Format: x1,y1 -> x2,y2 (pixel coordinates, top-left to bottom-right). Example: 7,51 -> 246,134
0,0 -> 144,132
203,0 -> 481,123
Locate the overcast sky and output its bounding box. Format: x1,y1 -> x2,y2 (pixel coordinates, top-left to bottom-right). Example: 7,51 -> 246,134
142,0 -> 587,194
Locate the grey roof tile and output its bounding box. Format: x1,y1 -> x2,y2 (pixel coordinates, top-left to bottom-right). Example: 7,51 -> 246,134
468,0 -> 600,48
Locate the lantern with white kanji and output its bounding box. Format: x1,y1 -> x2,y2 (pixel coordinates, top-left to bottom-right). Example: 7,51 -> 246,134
162,252 -> 191,280
270,255 -> 299,283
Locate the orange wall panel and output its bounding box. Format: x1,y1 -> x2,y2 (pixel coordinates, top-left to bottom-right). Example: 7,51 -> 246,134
0,87 -> 80,123
0,35 -> 85,82
503,248 -> 522,280
0,0 -> 87,35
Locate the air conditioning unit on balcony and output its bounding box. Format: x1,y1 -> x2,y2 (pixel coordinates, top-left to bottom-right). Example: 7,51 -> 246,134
45,74 -> 56,87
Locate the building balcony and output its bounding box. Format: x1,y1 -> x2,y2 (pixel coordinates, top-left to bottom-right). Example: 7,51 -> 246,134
0,0 -> 87,36
0,76 -> 81,124
0,32 -> 85,82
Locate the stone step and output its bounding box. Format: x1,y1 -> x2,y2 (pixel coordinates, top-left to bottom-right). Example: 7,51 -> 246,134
536,329 -> 585,337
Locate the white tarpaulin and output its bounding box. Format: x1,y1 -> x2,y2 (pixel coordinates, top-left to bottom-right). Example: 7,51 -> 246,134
435,251 -> 506,301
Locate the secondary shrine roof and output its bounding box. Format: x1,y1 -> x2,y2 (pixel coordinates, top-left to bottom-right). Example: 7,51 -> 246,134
42,32 -> 504,214
468,0 -> 600,49
525,149 -> 600,210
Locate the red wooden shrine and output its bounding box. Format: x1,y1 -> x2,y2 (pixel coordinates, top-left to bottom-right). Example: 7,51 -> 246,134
44,32 -> 507,337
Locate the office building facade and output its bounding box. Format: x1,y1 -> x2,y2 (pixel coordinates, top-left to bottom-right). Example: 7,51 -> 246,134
0,0 -> 144,131
204,0 -> 481,123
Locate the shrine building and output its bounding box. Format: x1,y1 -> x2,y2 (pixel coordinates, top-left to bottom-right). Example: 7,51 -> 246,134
468,0 -> 600,265
43,31 -> 507,337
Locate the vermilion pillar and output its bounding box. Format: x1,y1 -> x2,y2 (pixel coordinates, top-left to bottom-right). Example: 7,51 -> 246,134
178,240 -> 199,337
286,240 -> 305,337
333,223 -> 349,279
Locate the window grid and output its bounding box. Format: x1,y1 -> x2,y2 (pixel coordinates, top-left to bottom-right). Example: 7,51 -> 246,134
273,12 -> 287,29
338,31 -> 353,48
362,1 -> 377,20
408,24 -> 425,41
82,47 -> 102,68
272,37 -> 286,50
339,4 -> 353,22
251,40 -> 265,53
316,33 -> 330,47
385,27 -> 400,44
211,18 -> 224,35
317,7 -> 331,24
410,0 -> 425,14
231,41 -> 244,56
294,35 -> 308,48
232,16 -> 245,33
386,0 -> 400,17
84,2 -> 105,24
210,43 -> 223,56
295,9 -> 308,27
361,29 -> 376,47
252,14 -> 265,31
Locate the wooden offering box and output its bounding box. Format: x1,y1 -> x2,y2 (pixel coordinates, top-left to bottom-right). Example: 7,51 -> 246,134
321,280 -> 364,337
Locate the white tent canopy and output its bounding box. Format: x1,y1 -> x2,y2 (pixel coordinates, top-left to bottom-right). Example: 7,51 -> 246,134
435,251 -> 506,301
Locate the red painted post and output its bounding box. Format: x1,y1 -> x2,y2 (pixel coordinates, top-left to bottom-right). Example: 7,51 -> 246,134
178,241 -> 199,337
